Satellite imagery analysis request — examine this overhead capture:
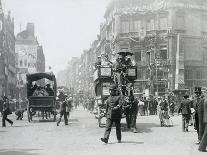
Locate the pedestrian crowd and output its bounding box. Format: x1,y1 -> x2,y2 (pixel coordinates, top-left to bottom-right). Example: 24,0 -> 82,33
1,86 -> 206,152
97,84 -> 207,152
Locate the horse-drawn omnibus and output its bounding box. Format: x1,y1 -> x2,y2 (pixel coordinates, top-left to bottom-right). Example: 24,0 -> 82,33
93,52 -> 137,127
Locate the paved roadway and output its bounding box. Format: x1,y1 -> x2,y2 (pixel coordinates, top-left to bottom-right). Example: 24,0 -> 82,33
0,107 -> 206,155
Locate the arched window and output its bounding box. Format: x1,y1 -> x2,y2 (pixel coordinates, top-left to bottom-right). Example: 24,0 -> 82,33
20,60 -> 23,67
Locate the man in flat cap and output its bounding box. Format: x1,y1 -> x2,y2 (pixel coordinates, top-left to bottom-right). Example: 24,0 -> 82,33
101,84 -> 123,144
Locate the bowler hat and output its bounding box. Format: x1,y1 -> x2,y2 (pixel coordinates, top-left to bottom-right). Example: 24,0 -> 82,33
194,87 -> 202,93
109,84 -> 117,90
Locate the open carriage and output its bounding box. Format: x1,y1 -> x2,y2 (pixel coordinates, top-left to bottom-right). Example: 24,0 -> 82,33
26,72 -> 57,122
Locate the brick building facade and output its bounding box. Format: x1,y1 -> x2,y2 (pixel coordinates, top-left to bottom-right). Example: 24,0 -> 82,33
100,0 -> 207,95
62,0 -> 207,97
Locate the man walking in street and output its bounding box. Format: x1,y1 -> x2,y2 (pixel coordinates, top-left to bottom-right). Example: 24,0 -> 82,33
198,91 -> 207,152
129,92 -> 138,133
178,93 -> 191,132
15,108 -> 26,120
101,84 -> 123,144
193,87 -> 203,144
143,97 -> 148,116
57,92 -> 68,126
2,96 -> 13,127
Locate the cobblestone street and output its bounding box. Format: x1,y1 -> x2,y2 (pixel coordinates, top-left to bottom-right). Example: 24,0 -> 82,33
0,107 -> 205,155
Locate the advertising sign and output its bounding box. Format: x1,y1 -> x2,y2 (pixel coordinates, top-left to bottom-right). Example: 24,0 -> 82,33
100,67 -> 111,77
102,82 -> 110,96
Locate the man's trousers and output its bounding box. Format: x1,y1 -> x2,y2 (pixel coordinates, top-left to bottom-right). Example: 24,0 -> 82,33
104,118 -> 121,141
57,112 -> 68,125
199,124 -> 207,151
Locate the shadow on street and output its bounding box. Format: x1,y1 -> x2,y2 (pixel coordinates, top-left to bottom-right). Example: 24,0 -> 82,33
108,141 -> 144,145
137,123 -> 160,133
0,149 -> 41,155
121,122 -> 160,133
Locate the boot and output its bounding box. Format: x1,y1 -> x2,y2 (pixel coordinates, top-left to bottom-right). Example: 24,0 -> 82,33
100,138 -> 108,144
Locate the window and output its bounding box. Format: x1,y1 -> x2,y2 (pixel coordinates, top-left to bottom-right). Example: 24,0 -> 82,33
151,19 -> 155,30
134,20 -> 141,32
137,69 -> 142,79
146,52 -> 151,65
176,16 -> 185,30
160,17 -> 167,30
121,20 -> 129,33
202,16 -> 207,32
20,60 -> 23,67
24,60 -> 27,67
134,51 -> 141,61
203,47 -> 207,64
146,19 -> 155,31
146,20 -> 151,31
196,71 -> 202,79
160,45 -> 167,59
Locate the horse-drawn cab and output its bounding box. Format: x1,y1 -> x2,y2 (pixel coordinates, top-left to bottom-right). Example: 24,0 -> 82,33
26,72 -> 57,122
93,52 -> 137,127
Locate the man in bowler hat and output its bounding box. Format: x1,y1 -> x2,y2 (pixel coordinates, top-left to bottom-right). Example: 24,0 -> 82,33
101,84 -> 123,144
178,93 -> 191,132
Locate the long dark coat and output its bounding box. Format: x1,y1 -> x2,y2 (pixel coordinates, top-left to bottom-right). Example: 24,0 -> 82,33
204,99 -> 207,123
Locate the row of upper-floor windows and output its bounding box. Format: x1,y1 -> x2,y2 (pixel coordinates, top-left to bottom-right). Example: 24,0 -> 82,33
117,15 -> 207,34
17,59 -> 35,68
185,69 -> 207,80
134,45 -> 168,62
120,17 -> 169,33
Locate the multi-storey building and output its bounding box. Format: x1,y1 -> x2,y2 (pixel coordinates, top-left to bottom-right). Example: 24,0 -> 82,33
15,23 -> 45,99
0,1 -> 16,99
100,0 -> 207,95
63,0 -> 207,97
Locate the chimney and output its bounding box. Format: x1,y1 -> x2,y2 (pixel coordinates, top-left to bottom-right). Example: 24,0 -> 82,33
27,23 -> 35,36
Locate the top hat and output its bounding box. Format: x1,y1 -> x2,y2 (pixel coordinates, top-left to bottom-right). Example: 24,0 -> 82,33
194,87 -> 202,93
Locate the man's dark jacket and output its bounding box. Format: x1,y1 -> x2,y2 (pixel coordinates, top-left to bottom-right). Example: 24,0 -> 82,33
179,99 -> 191,115
106,96 -> 123,119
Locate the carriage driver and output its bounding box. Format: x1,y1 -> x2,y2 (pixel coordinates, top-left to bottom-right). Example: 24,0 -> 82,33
101,84 -> 123,144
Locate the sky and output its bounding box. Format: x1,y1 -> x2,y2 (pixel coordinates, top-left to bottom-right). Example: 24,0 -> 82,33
2,0 -> 110,74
